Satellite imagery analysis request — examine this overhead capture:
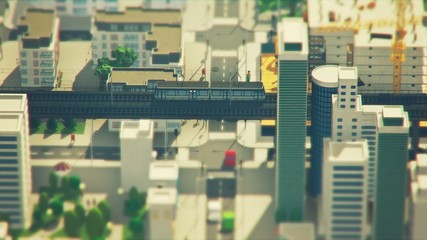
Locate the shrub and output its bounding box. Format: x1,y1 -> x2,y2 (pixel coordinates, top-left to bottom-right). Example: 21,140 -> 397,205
49,198 -> 64,217
46,118 -> 58,131
64,210 -> 79,237
128,217 -> 142,234
86,208 -> 105,238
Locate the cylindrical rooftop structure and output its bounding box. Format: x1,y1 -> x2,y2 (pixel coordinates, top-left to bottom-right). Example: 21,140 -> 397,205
309,65 -> 339,197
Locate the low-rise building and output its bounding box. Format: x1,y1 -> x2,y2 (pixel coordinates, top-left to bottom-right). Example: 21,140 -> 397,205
147,187 -> 177,240
149,161 -> 179,189
17,9 -> 60,87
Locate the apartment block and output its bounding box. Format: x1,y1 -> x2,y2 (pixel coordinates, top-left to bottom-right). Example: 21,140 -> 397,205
17,9 -> 60,87
92,8 -> 182,68
0,94 -> 31,229
321,139 -> 369,240
276,18 -> 308,221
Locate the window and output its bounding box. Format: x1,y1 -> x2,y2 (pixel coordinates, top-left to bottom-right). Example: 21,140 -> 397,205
350,92 -> 356,95
368,65 -> 372,68
0,152 -> 17,157
351,132 -> 357,136
350,98 -> 356,102
352,125 -> 357,129
34,78 -> 39,84
412,66 -> 416,69
333,197 -> 362,202
413,57 -> 416,60
369,56 -> 372,59
333,181 -> 363,187
0,136 -> 17,141
21,60 -> 27,66
352,118 -> 357,122
350,105 -> 355,108
33,52 -> 38,58
340,85 -> 346,89
21,69 -> 27,75
340,105 -> 345,108
337,132 -> 342,136
33,60 -> 38,67
0,144 -> 17,149
368,75 -> 371,77
332,211 -> 362,217
350,85 -> 356,89
102,35 -> 107,41
33,69 -> 39,76
340,98 -> 346,102
340,92 -> 346,95
22,78 -> 28,83
102,43 -> 107,49
332,205 -> 362,209
333,174 -> 363,179
333,166 -> 363,171
337,118 -> 343,122
21,52 -> 27,58
369,47 -> 372,50
110,34 -> 119,41
110,24 -> 118,31
56,5 -> 66,11
337,125 -> 343,129
110,43 -> 118,49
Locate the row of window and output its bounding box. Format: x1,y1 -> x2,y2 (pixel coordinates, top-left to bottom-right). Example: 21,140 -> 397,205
333,181 -> 363,187
333,174 -> 363,179
332,211 -> 362,217
0,189 -> 19,194
0,182 -> 19,187
332,204 -> 362,210
337,118 -> 357,123
336,132 -> 357,137
333,189 -> 363,194
0,144 -> 17,149
333,166 -> 364,171
0,159 -> 18,165
333,197 -> 362,202
0,174 -> 18,179
0,167 -> 18,171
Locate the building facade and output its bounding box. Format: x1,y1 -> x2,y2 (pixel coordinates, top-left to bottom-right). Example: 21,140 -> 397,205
0,94 -> 31,229
147,187 -> 177,240
373,106 -> 409,239
309,65 -> 338,197
120,120 -> 154,191
276,18 -> 308,221
28,0 -> 119,16
91,8 -> 182,68
18,9 -> 60,87
409,154 -> 427,240
321,139 -> 369,240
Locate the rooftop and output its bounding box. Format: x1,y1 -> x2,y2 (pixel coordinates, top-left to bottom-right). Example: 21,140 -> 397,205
383,106 -> 405,119
311,65 -> 339,88
278,223 -> 315,240
0,94 -> 27,112
147,24 -> 182,54
327,140 -> 369,163
278,18 -> 308,56
147,187 -> 177,205
110,68 -> 177,85
0,113 -> 23,131
18,8 -> 55,39
95,7 -> 181,24
120,120 -> 153,139
149,161 -> 179,181
338,67 -> 358,80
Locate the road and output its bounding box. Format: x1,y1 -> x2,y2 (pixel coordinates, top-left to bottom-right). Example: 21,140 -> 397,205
211,57 -> 239,82
30,146 -> 120,160
214,0 -> 239,18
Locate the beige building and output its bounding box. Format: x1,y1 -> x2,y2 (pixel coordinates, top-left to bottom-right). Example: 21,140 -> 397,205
17,9 -> 60,87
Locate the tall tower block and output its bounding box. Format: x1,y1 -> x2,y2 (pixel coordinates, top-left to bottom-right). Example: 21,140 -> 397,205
309,65 -> 339,197
276,18 -> 308,221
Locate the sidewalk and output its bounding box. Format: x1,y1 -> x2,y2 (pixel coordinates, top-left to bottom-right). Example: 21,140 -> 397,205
175,194 -> 207,240
236,120 -> 274,148
30,119 -> 119,148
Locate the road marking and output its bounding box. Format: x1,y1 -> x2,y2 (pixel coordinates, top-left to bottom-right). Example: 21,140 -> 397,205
61,152 -> 72,156
223,65 -> 226,70
43,152 -> 54,156
31,152 -> 38,155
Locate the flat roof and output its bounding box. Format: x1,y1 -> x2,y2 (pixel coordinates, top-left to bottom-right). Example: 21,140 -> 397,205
0,113 -> 22,131
149,161 -> 179,181
338,67 -> 358,80
382,106 -> 404,119
327,140 -> 368,162
279,223 -> 315,240
95,8 -> 181,24
18,9 -> 55,39
278,18 -> 308,56
110,68 -> 176,85
311,65 -> 339,88
0,94 -> 26,112
147,187 -> 177,205
120,120 -> 152,139
147,25 -> 181,54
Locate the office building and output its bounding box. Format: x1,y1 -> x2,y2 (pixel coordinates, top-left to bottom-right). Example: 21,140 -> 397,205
0,94 -> 31,229
149,161 -> 179,189
409,154 -> 427,239
309,65 -> 338,197
147,187 -> 177,240
92,8 -> 182,68
17,9 -> 60,87
28,0 -> 119,16
120,120 -> 154,191
321,139 -> 369,240
307,0 -> 427,93
275,18 -> 308,221
373,106 -> 409,239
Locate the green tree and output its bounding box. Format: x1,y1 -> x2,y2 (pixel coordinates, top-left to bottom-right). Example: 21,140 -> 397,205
49,198 -> 64,217
61,176 -> 70,195
97,200 -> 111,224
125,187 -> 141,217
32,206 -> 43,225
46,118 -> 58,131
128,217 -> 142,234
30,117 -> 41,130
64,210 -> 79,237
86,208 -> 105,238
111,46 -> 137,67
75,203 -> 86,223
49,172 -> 59,190
38,192 -> 50,213
69,175 -> 81,190
63,118 -> 77,131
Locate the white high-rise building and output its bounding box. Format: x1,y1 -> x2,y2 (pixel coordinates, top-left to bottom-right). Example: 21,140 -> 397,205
321,139 -> 369,240
18,9 -> 60,87
91,8 -> 182,68
147,187 -> 177,240
0,94 -> 31,229
409,154 -> 427,239
120,120 -> 154,191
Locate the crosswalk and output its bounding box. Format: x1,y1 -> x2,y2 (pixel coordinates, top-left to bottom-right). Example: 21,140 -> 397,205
212,50 -> 238,57
209,132 -> 236,140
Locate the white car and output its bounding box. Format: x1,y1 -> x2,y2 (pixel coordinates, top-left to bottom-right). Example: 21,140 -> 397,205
207,200 -> 222,223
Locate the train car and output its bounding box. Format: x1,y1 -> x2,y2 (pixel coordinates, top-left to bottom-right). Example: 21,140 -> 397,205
154,81 -> 209,100
210,82 -> 265,101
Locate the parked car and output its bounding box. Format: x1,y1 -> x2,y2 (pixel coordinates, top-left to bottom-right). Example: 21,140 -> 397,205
224,150 -> 236,168
207,200 -> 222,223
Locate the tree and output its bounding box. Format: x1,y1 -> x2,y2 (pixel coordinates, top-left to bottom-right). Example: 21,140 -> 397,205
86,208 -> 105,238
38,192 -> 49,213
97,200 -> 111,224
125,187 -> 141,217
49,198 -> 64,217
128,217 -> 142,234
69,175 -> 81,190
30,117 -> 41,130
49,172 -> 59,190
111,46 -> 137,67
61,176 -> 70,195
75,203 -> 86,223
46,118 -> 58,131
95,63 -> 111,82
32,206 -> 43,225
64,210 -> 79,237
63,118 -> 77,131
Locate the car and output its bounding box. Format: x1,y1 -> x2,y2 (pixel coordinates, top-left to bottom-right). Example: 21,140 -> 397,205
207,200 -> 222,223
224,150 -> 236,168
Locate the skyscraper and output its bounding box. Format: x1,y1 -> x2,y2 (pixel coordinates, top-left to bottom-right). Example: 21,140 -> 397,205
373,106 -> 409,239
321,139 -> 369,240
0,94 -> 31,229
275,18 -> 308,221
309,65 -> 339,197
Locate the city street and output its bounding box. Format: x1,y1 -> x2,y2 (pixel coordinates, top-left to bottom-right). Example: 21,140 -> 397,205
214,0 -> 239,18
30,146 -> 120,160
